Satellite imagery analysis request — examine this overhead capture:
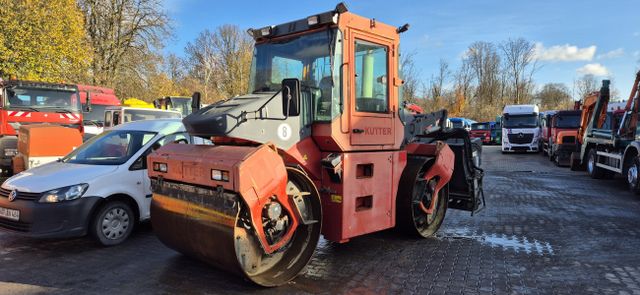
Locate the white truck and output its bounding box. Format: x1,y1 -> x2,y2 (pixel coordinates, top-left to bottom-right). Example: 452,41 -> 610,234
501,104 -> 540,153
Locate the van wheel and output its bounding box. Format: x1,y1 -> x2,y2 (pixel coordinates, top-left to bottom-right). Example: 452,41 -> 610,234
587,149 -> 606,179
628,158 -> 640,194
91,201 -> 134,246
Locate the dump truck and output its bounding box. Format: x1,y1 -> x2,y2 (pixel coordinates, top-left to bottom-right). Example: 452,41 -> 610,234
573,72 -> 640,192
0,80 -> 83,176
147,3 -> 484,287
546,110 -> 581,166
539,110 -> 557,155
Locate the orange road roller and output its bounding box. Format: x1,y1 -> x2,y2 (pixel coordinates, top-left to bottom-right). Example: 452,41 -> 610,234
147,3 -> 484,286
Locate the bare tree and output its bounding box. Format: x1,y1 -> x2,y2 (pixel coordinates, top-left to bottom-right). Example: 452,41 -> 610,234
400,51 -> 421,103
429,59 -> 450,100
79,0 -> 172,87
466,42 -> 501,105
184,25 -> 253,103
500,38 -> 537,104
210,25 -> 254,98
573,74 -> 599,100
184,30 -> 218,102
536,83 -> 572,110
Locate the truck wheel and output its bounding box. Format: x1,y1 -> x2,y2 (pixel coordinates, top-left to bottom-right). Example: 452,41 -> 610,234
587,149 -> 605,179
397,159 -> 448,238
570,152 -> 584,171
628,158 -> 640,194
90,201 -> 135,246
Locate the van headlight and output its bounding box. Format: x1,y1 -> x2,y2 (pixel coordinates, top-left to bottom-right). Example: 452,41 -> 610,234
39,184 -> 89,203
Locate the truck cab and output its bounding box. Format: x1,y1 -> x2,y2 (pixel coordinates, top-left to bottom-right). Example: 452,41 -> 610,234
449,118 -> 475,131
469,122 -> 491,144
501,104 -> 540,153
103,106 -> 181,129
78,85 -> 121,140
547,110 -> 581,166
0,80 -> 83,175
153,96 -> 193,117
539,110 -> 557,154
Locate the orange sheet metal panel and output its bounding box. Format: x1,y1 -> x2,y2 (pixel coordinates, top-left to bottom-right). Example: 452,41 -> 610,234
320,150 -> 406,242
17,124 -> 82,157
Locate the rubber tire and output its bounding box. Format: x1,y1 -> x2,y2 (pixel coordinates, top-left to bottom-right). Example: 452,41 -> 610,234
587,149 -> 606,179
397,160 -> 448,238
570,152 -> 585,171
628,158 -> 640,194
90,201 -> 135,246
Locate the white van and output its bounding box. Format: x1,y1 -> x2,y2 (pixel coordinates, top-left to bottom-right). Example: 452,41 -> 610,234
103,106 -> 181,129
501,104 -> 540,153
0,119 -> 206,245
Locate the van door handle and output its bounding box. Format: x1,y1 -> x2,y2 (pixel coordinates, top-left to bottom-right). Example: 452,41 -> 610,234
352,128 -> 364,134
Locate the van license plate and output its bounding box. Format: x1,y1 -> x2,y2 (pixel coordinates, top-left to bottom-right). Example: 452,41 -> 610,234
0,207 -> 19,221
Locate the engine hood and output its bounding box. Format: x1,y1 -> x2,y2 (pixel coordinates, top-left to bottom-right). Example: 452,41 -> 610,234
2,161 -> 118,193
183,92 -> 280,138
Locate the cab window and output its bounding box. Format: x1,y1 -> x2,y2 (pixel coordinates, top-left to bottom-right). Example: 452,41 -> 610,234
354,40 -> 388,113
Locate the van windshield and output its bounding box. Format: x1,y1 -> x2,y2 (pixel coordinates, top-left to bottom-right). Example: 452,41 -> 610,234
62,130 -> 157,165
503,114 -> 538,128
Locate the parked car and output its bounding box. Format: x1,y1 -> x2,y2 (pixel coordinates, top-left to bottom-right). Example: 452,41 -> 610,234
0,119 -> 206,245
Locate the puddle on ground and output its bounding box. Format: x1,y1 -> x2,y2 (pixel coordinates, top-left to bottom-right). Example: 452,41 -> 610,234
437,228 -> 554,256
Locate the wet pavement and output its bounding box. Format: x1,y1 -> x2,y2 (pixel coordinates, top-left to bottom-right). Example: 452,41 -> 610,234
1,146 -> 640,294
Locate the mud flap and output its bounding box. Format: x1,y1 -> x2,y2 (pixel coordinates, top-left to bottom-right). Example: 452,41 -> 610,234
413,128 -> 485,214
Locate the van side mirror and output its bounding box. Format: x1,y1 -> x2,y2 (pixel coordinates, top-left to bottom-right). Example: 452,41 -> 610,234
281,79 -> 300,117
191,92 -> 201,111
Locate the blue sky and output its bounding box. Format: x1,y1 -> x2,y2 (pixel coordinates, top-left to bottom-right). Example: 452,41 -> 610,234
162,0 -> 638,100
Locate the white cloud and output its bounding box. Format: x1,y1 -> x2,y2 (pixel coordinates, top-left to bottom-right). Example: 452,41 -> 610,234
597,48 -> 624,60
577,63 -> 609,76
534,43 -> 596,62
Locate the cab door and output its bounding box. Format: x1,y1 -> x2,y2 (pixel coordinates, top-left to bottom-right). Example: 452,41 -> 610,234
349,31 -> 395,146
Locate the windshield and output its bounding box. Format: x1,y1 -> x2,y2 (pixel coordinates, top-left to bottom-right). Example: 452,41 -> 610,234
451,121 -> 464,128
554,115 -> 580,128
6,87 -> 80,112
503,114 -> 538,128
168,97 -> 191,116
62,130 -> 156,165
249,29 -> 342,122
123,109 -> 181,123
83,104 -> 108,125
472,123 -> 488,130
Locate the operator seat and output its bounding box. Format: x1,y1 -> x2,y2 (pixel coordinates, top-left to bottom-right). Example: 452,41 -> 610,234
317,76 -> 333,118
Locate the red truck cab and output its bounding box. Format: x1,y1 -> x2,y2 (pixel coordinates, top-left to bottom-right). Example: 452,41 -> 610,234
469,122 -> 492,144
0,80 -> 83,175
539,111 -> 557,155
78,85 -> 120,140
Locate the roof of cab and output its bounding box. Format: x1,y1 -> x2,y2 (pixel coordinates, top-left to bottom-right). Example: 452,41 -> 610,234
503,104 -> 539,114
112,118 -> 185,135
